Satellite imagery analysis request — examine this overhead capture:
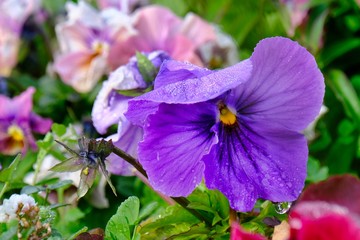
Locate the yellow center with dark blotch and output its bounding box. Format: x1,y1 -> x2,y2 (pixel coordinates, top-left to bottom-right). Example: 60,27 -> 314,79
8,125 -> 24,142
6,125 -> 25,154
219,103 -> 237,126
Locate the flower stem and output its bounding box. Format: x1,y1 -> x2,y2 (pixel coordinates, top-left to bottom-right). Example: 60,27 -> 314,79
111,145 -> 213,226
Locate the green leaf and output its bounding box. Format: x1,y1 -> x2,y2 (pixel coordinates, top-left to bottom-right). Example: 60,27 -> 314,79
320,38 -> 360,67
105,196 -> 140,240
47,180 -> 73,190
51,123 -> 67,137
306,157 -> 329,183
136,52 -> 157,83
137,202 -> 158,222
327,70 -> 360,126
21,185 -> 46,195
0,154 -> 22,182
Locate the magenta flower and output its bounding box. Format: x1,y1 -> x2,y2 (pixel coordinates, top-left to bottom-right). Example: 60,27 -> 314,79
92,51 -> 170,175
126,37 -> 324,211
54,1 -> 134,93
0,87 -> 52,155
289,175 -> 360,240
109,5 -> 216,67
230,222 -> 266,240
0,0 -> 40,76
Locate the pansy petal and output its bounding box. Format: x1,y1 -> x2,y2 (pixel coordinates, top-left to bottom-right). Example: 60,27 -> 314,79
126,59 -> 252,126
203,120 -> 307,212
0,87 -> 34,119
132,6 -> 182,48
54,51 -> 107,93
235,37 -> 324,131
92,88 -> 131,134
154,60 -> 212,89
180,13 -> 216,48
138,102 -> 218,196
106,120 -> 142,175
29,113 -> 52,134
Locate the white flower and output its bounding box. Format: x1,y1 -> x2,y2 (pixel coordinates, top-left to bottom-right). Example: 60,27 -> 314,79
0,194 -> 36,222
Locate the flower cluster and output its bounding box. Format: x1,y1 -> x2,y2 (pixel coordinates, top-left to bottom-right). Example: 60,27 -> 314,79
0,194 -> 52,239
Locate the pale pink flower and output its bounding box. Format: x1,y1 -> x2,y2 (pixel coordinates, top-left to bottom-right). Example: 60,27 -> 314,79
109,5 -> 216,67
0,0 -> 40,76
53,0 -> 134,93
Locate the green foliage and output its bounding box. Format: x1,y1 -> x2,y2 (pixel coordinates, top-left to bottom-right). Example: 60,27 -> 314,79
105,196 -> 140,240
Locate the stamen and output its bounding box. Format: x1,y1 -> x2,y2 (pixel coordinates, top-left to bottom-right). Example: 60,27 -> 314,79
218,103 -> 237,126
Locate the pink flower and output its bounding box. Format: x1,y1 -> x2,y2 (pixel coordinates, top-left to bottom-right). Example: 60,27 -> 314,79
230,222 -> 266,240
289,175 -> 360,240
109,5 -> 216,67
0,0 -> 40,76
0,87 -> 52,155
280,0 -> 309,36
53,1 -> 134,93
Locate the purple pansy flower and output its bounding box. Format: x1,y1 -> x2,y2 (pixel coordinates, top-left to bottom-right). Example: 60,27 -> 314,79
0,87 -> 52,155
92,51 -> 170,175
126,37 -> 325,211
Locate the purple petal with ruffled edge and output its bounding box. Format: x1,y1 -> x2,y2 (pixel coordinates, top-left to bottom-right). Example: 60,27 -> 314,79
126,59 -> 252,126
154,60 -> 212,89
235,37 -> 324,131
203,120 -> 307,211
138,102 -> 218,196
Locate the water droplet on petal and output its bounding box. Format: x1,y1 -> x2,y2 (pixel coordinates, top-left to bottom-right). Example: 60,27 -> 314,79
274,201 -> 292,214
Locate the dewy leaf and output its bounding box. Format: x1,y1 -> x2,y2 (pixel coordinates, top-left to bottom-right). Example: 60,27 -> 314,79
105,196 -> 140,240
136,52 -> 157,83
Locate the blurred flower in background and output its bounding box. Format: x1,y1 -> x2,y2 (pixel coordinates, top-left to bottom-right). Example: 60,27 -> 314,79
92,51 -> 170,175
53,0 -> 134,93
0,0 -> 41,77
96,0 -> 148,14
289,175 -> 360,239
109,5 -> 216,67
0,87 -> 52,155
279,0 -> 309,37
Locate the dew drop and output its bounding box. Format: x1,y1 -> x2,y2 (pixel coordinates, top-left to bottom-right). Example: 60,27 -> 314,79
274,201 -> 292,214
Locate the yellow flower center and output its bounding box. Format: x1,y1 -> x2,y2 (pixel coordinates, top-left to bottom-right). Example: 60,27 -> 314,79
91,41 -> 109,56
219,104 -> 237,126
8,125 -> 24,142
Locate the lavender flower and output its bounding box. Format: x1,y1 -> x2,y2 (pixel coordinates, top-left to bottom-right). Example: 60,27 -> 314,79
126,37 -> 325,211
0,87 -> 52,155
92,51 -> 170,175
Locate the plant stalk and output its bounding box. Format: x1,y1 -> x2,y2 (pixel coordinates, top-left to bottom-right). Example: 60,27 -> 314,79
111,145 -> 213,226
